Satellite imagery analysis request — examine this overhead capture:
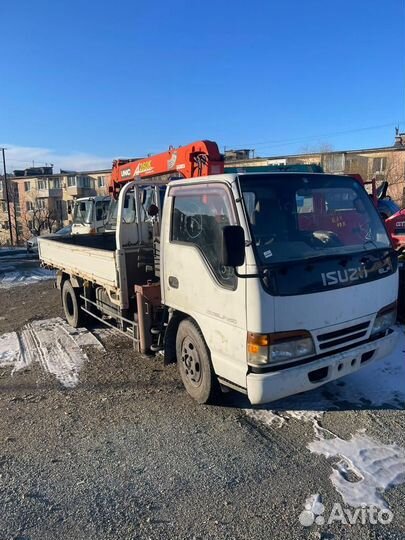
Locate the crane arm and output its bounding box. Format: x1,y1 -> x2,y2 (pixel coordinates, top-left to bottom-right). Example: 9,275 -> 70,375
109,140 -> 224,198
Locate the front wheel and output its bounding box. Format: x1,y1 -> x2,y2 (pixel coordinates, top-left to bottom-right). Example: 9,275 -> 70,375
176,319 -> 221,404
62,279 -> 85,328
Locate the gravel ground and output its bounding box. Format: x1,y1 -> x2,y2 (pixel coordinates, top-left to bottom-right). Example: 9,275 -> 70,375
0,281 -> 404,539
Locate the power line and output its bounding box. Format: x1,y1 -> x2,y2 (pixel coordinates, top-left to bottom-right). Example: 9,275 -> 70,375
224,121 -> 404,151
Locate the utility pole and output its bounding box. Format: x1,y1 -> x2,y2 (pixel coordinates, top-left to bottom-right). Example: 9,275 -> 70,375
1,148 -> 14,245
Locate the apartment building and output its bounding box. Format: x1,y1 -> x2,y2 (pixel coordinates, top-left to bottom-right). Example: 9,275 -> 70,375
0,168 -> 111,244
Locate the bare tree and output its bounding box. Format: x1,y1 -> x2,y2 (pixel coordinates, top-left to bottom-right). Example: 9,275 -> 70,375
21,190 -> 61,239
299,142 -> 334,154
377,153 -> 405,207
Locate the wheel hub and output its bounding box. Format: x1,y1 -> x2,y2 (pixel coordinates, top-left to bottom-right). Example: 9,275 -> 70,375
181,338 -> 202,387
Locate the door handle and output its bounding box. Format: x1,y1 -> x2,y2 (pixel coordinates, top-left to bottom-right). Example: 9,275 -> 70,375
169,276 -> 179,288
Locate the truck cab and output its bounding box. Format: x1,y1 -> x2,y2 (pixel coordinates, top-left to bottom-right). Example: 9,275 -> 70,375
71,196 -> 112,235
160,172 -> 398,403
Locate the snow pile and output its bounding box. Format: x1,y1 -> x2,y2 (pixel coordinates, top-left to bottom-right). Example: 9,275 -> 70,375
0,318 -> 103,387
0,267 -> 54,288
308,431 -> 405,508
0,248 -> 54,288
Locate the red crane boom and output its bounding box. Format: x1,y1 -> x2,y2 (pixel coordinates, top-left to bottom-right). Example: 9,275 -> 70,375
109,140 -> 224,198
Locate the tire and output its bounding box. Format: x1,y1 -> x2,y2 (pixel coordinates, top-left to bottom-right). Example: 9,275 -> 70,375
176,319 -> 221,404
62,279 -> 85,328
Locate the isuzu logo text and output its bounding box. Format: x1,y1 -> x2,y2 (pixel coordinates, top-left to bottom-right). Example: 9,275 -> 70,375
321,267 -> 368,287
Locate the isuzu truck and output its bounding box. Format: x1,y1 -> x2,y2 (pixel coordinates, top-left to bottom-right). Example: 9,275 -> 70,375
39,143 -> 399,405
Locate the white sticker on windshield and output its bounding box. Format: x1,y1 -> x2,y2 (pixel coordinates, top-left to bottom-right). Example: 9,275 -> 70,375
263,249 -> 273,258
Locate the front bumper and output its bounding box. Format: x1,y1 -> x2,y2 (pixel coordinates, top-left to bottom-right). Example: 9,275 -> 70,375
246,328 -> 399,405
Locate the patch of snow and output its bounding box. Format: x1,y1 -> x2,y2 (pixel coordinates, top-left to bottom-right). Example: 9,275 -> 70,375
0,267 -> 55,288
0,317 -> 103,387
244,408 -> 322,428
244,408 -> 287,428
0,332 -> 21,365
308,431 -> 405,508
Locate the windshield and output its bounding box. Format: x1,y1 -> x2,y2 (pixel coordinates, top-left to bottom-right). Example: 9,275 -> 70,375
239,174 -> 391,265
73,200 -> 93,225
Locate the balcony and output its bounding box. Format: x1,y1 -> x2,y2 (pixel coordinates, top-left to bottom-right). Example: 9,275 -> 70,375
36,187 -> 63,198
65,186 -> 96,198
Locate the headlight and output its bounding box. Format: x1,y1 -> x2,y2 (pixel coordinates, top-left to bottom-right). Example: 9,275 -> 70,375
371,303 -> 397,336
247,331 -> 315,366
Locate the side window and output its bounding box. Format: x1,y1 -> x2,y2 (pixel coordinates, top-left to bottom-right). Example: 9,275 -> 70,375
122,193 -> 136,223
171,184 -> 237,288
296,193 -> 314,214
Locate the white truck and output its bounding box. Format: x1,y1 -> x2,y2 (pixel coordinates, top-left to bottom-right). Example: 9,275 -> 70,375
71,196 -> 112,235
39,172 -> 399,404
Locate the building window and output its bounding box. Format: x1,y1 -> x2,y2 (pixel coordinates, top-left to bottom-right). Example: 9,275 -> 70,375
37,180 -> 47,190
97,175 -> 106,188
24,181 -> 31,192
1,201 -> 6,212
67,176 -> 76,187
77,176 -> 92,188
52,178 -> 61,189
26,201 -> 34,211
372,157 -> 387,173
323,154 -> 345,173
55,199 -> 64,217
15,203 -> 21,217
37,199 -> 46,209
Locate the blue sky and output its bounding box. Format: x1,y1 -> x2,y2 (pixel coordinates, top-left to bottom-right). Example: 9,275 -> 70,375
1,0 -> 404,170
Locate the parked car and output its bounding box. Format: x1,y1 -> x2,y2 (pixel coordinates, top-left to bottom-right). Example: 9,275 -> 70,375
26,226 -> 72,254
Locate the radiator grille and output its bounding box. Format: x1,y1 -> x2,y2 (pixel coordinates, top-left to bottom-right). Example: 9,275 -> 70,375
316,321 -> 370,351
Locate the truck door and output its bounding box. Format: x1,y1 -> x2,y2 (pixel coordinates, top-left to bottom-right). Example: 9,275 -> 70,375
162,182 -> 247,389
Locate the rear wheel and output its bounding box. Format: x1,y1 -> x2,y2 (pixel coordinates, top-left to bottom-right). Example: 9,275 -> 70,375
176,319 -> 221,404
62,279 -> 85,328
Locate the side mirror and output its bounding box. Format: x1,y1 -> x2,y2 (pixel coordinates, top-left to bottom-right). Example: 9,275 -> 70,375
220,225 -> 245,267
